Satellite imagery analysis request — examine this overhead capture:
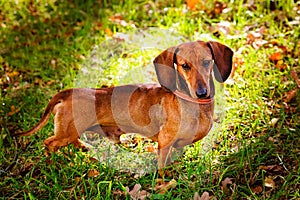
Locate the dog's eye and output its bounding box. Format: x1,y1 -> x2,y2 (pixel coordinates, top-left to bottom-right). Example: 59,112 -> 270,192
202,60 -> 211,68
181,63 -> 190,71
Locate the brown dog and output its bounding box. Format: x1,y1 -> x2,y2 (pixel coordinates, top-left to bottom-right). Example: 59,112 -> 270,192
14,41 -> 233,168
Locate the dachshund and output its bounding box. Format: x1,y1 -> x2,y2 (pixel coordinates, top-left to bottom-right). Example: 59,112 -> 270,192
14,40 -> 233,168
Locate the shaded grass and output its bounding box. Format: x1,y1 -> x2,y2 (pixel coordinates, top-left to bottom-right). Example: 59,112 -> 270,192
1,0 -> 299,199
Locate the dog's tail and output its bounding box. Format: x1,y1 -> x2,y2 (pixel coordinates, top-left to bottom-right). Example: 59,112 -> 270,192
13,90 -> 71,137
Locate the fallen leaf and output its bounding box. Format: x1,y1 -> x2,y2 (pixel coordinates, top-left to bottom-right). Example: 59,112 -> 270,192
210,21 -> 232,36
7,71 -> 19,78
64,32 -> 73,38
154,179 -> 177,194
93,21 -> 103,31
247,31 -> 262,46
214,1 -> 226,15
7,105 -> 20,116
277,45 -> 288,54
290,70 -> 300,87
221,177 -> 233,194
269,118 -> 279,127
186,0 -> 203,10
126,184 -> 149,200
146,144 -> 157,153
274,103 -> 281,109
268,137 -> 278,143
109,14 -> 128,27
128,184 -> 141,195
269,51 -> 283,63
284,88 -> 298,103
194,191 -> 210,200
264,177 -> 275,188
104,28 -> 113,37
259,165 -> 283,172
275,60 -> 287,71
109,14 -> 123,22
251,186 -> 263,194
87,169 -> 100,178
232,52 -> 244,77
74,176 -> 81,183
76,21 -> 85,27
284,101 -> 297,113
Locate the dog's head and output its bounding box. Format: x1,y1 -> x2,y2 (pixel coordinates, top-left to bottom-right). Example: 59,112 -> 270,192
153,41 -> 233,99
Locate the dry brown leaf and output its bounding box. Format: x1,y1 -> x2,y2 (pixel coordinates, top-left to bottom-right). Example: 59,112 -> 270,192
74,176 -> 81,183
269,118 -> 279,127
109,14 -> 128,27
146,144 -> 157,153
247,31 -> 262,44
277,45 -> 288,53
186,0 -> 202,10
275,60 -> 287,71
214,2 -> 226,15
251,186 -> 263,194
221,177 -> 233,194
7,71 -> 19,78
269,51 -> 283,63
259,165 -> 283,172
154,179 -> 177,194
194,191 -> 210,200
109,14 -> 124,22
268,136 -> 278,143
212,21 -> 232,36
264,177 -> 275,188
126,184 -> 149,200
194,192 -> 200,200
232,53 -> 244,77
284,88 -> 298,103
87,169 -> 100,178
93,21 -> 103,31
290,70 -> 300,87
128,184 -> 141,195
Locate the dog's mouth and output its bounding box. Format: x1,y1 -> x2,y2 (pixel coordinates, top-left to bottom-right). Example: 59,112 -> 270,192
173,89 -> 213,104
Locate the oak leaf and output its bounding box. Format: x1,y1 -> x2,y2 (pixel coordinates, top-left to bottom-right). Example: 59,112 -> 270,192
221,177 -> 233,194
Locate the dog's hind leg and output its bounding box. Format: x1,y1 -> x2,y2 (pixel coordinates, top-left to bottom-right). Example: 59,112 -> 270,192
43,109 -> 86,151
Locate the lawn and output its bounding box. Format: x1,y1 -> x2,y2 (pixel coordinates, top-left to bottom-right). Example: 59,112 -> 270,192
0,0 -> 299,199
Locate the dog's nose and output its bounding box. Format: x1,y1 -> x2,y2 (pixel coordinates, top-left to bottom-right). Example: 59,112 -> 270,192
196,87 -> 207,98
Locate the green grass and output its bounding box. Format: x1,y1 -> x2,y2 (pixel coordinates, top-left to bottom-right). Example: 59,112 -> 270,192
1,0 -> 299,199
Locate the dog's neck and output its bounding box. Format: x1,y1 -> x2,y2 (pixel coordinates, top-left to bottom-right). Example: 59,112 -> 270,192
173,90 -> 214,104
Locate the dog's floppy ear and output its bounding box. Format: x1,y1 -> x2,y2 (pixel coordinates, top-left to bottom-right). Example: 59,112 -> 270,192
207,41 -> 233,83
153,46 -> 178,91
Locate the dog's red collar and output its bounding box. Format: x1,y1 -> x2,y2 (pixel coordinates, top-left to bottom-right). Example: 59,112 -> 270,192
173,90 -> 214,104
